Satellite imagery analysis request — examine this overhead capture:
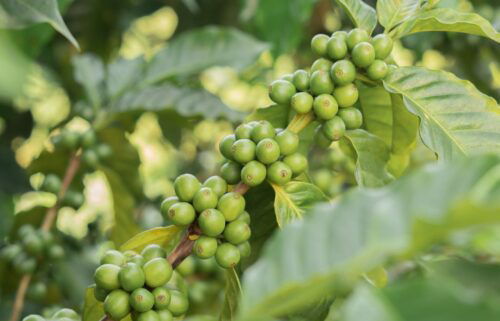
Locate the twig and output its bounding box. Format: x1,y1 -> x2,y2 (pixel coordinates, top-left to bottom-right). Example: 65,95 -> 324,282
233,182 -> 250,195
9,152 -> 82,321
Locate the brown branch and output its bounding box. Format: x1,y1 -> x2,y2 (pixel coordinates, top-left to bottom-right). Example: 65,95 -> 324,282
233,182 -> 250,195
9,152 -> 82,321
167,225 -> 201,269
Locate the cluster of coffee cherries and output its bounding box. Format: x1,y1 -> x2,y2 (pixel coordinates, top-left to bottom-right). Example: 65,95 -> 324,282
51,128 -> 112,168
218,120 -> 308,187
161,174 -> 251,268
40,174 -> 84,209
93,246 -> 188,321
269,28 -> 394,147
22,308 -> 80,321
312,146 -> 356,197
0,225 -> 64,275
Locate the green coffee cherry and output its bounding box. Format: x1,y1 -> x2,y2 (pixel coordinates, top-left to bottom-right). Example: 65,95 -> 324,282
275,130 -> 299,156
281,73 -> 294,82
267,161 -> 293,185
160,196 -> 179,220
313,94 -> 339,120
47,244 -> 64,260
291,92 -> 314,114
174,174 -> 201,202
224,221 -> 251,245
311,58 -> 333,73
63,190 -> 85,209
327,36 -> 348,60
18,225 -> 35,238
101,250 -> 126,266
217,192 -> 246,221
346,28 -> 369,50
39,230 -> 54,247
82,149 -> 99,167
157,310 -> 173,321
194,236 -> 218,259
94,264 -> 121,291
323,116 -> 346,140
41,174 -> 61,194
52,309 -> 79,320
175,256 -> 195,277
1,244 -> 22,261
23,234 -> 43,255
22,315 -> 45,321
333,83 -> 359,108
241,161 -> 267,187
220,161 -> 242,185
235,123 -> 253,140
143,258 -> 172,288
153,286 -> 171,310
283,153 -> 308,176
367,60 -> 388,80
314,127 -> 333,148
339,107 -> 363,129
269,80 -> 296,104
352,42 -> 375,68
130,288 -> 154,312
123,250 -> 137,259
141,244 -> 166,262
238,241 -> 251,258
27,282 -> 47,301
202,176 -> 227,197
219,134 -> 236,160
168,202 -> 196,226
14,255 -> 36,274
136,310 -> 160,321
310,71 -> 334,96
193,187 -> 218,212
311,34 -> 329,56
215,243 -> 241,269
292,69 -> 309,91
198,209 -> 226,237
250,120 -> 275,142
232,139 -> 256,164
313,169 -> 333,192
330,60 -> 356,85
61,130 -> 81,149
119,262 -> 145,292
94,285 -> 109,302
104,289 -> 130,320
372,34 -> 393,59
332,30 -> 348,40
168,290 -> 189,316
256,138 -> 280,164
236,211 -> 251,224
81,130 -> 97,148
128,255 -> 145,267
96,143 -> 113,159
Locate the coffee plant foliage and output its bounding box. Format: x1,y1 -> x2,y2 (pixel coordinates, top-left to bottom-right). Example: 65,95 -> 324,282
0,0 -> 499,321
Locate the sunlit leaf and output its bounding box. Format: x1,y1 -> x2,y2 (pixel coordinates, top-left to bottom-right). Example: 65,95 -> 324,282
334,0 -> 377,34
220,268 -> 242,321
120,226 -> 183,253
72,54 -> 105,108
376,0 -> 422,31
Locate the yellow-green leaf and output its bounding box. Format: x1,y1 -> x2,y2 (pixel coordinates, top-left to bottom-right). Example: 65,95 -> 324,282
120,226 -> 182,253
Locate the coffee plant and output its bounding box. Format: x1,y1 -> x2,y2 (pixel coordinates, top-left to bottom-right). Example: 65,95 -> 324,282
0,0 -> 499,321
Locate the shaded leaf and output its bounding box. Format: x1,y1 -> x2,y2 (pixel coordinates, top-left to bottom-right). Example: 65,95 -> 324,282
72,54 -> 105,108
82,286 -> 104,321
334,0 -> 377,34
120,226 -> 182,253
106,57 -> 145,100
383,66 -> 500,162
246,104 -> 290,129
376,0 -> 422,31
220,268 -> 242,321
357,84 -> 393,147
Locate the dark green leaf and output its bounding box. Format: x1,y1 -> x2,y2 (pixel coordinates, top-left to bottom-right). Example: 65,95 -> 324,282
72,54 -> 105,108
334,0 -> 377,34
106,57 -> 145,100
220,268 -> 242,321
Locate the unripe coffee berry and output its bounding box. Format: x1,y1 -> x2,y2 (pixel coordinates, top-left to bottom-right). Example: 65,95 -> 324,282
283,153 -> 308,176
291,92 -> 314,114
310,71 -> 334,96
339,107 -> 363,129
327,36 -> 348,60
231,139 -> 256,164
333,83 -> 359,108
82,149 -> 99,167
352,42 -> 375,68
235,123 -> 253,140
136,310 -> 160,321
168,290 -> 189,316
202,176 -> 227,197
219,134 -> 236,160
160,196 -> 179,220
224,221 -> 251,245
141,244 -> 166,262
119,262 -> 145,292
267,161 -> 293,185
198,209 -> 226,237
220,161 -> 242,185
323,116 -> 346,140
53,308 -> 79,320
152,286 -> 171,310
256,138 -> 280,164
346,28 -> 369,50
330,60 -> 356,85
269,80 -> 296,104
41,174 -> 61,194
241,161 -> 267,187
168,202 -> 196,226
193,187 -> 218,212
238,241 -> 251,258
130,288 -> 154,312
100,250 -> 126,266
143,258 -> 172,288
157,310 -> 174,321
315,127 -> 333,148
236,211 -> 251,224
193,236 -> 218,259
174,174 -> 201,202
81,130 -> 97,148
215,243 -> 241,269
104,289 -> 130,320
311,58 -> 333,73
311,34 -> 329,56
313,94 -> 339,120
292,69 -> 309,91
217,192 -> 246,221
94,264 -> 121,291
367,60 -> 388,80
22,315 -> 44,321
94,285 -> 109,302
372,34 -> 393,59
250,120 -> 275,143
275,130 -> 299,156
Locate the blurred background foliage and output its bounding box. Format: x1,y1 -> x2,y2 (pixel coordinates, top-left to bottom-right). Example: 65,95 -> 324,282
0,0 -> 498,319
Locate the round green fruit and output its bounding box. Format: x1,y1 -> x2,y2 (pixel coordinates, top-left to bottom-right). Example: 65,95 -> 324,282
22,315 -> 45,321
322,116 -> 346,140
215,243 -> 241,269
310,71 -> 334,96
81,130 -> 97,148
198,209 -> 226,237
311,34 -> 329,56
160,196 -> 178,220
175,256 -> 195,277
41,174 -> 61,194
141,244 -> 166,262
168,290 -> 189,316
202,176 -> 227,197
314,127 -> 333,148
281,73 -> 293,82
82,149 -> 99,167
94,285 -> 109,302
119,262 -> 145,292
256,138 -> 280,164
128,255 -> 145,267
194,236 -> 218,259
96,143 -> 112,159
367,60 -> 388,80
27,282 -> 47,301
63,190 -> 85,209
311,58 -> 333,73
130,288 -> 154,313
234,123 -> 253,140
313,169 -> 333,192
168,202 -> 196,226
292,69 -> 309,91
238,241 -> 251,258
136,311 -> 160,321
338,107 -> 363,129
231,139 -> 256,164
52,309 -> 79,320
275,130 -> 299,156
267,161 -> 293,185
332,30 -> 348,40
174,174 -> 201,202
330,60 -> 356,85
193,187 -> 218,212
217,192 -> 246,221
333,83 -> 359,108
224,221 -> 251,245
372,34 -> 393,59
143,258 -> 172,288
250,120 -> 275,142
61,131 -> 81,149
291,92 -> 314,114
218,134 -> 236,160
327,36 -> 348,60
152,286 -> 171,310
236,211 -> 251,224
94,264 -> 121,291
346,28 -> 369,50
269,80 -> 296,104
313,94 -> 338,120
352,42 -> 375,68
157,310 -> 173,321
1,244 -> 22,261
23,234 -> 43,255
47,244 -> 64,260
104,289 -> 130,321
220,161 -> 242,185
100,250 -> 126,266
241,160 -> 266,187
283,153 -> 308,176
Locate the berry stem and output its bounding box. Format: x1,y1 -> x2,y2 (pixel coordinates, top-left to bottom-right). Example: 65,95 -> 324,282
9,151 -> 82,321
287,112 -> 315,134
355,73 -> 378,86
167,224 -> 201,268
233,182 -> 250,195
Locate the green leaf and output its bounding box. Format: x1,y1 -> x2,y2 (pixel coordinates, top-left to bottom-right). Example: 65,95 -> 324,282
240,154 -> 500,318
220,268 -> 242,321
120,226 -> 182,253
341,129 -> 395,187
383,67 -> 500,162
357,84 -> 393,147
82,286 -> 104,321
334,0 -> 377,34
145,26 -> 269,84
0,0 -> 79,49
390,8 -> 500,42
106,57 -> 144,100
272,181 -> 328,227
246,104 -> 290,129
72,54 -> 105,108
109,84 -> 245,123
376,0 -> 422,31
